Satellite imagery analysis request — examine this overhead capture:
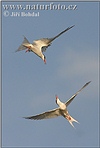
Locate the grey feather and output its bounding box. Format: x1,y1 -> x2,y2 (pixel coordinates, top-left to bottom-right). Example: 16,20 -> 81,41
65,81 -> 91,107
23,108 -> 60,120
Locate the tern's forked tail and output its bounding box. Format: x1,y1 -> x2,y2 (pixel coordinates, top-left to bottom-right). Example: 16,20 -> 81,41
66,114 -> 79,128
16,36 -> 30,52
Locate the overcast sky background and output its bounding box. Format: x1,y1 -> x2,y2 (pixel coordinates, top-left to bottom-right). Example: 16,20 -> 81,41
2,1 -> 99,147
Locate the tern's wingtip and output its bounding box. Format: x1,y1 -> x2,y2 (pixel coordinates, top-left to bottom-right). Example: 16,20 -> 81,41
70,25 -> 75,28
87,81 -> 91,85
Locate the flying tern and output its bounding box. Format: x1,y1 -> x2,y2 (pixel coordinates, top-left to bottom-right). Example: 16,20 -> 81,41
16,25 -> 75,63
24,81 -> 91,128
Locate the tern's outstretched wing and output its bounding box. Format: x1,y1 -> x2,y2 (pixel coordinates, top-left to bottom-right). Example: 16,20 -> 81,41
49,25 -> 75,42
33,25 -> 75,52
65,81 -> 91,107
16,36 -> 30,52
23,108 -> 60,120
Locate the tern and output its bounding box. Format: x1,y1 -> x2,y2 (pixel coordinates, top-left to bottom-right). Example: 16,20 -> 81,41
16,25 -> 75,63
24,81 -> 91,128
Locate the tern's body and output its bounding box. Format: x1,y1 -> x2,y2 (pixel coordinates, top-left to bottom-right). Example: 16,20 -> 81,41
24,81 -> 91,128
16,25 -> 75,63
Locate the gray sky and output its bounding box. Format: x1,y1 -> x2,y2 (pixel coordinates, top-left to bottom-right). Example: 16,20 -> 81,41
2,1 -> 99,147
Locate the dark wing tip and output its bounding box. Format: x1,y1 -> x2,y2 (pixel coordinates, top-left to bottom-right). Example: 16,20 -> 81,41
87,81 -> 91,84
69,25 -> 75,29
85,81 -> 91,87
71,25 -> 75,27
23,116 -> 41,120
66,25 -> 75,32
23,116 -> 33,119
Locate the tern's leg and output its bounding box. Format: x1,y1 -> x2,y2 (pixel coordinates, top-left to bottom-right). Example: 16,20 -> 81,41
25,46 -> 31,52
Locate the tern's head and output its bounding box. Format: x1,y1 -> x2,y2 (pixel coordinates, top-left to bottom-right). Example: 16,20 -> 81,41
41,54 -> 46,64
55,95 -> 66,110
55,95 -> 60,105
44,55 -> 46,64
42,54 -> 46,64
